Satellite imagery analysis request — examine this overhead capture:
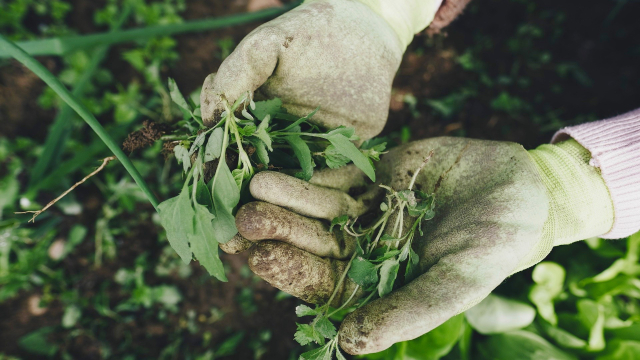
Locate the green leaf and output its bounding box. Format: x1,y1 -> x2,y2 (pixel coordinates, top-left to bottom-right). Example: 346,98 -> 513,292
296,305 -> 318,317
294,323 -> 325,346
379,234 -> 397,242
168,78 -> 192,112
314,316 -> 337,340
397,190 -> 416,204
348,257 -> 379,289
404,314 -> 465,360
324,133 -> 375,181
361,142 -> 387,161
326,126 -> 358,141
325,133 -> 376,182
190,203 -> 227,281
252,98 -> 282,120
300,342 -> 333,360
254,114 -> 273,151
405,247 -> 420,283
329,215 -> 349,233
529,261 -> 565,325
18,327 -> 58,356
324,145 -> 350,169
152,285 -> 183,309
174,144 -> 191,173
195,177 -> 213,209
158,184 -> 193,264
189,132 -> 206,155
62,305 -> 82,328
577,299 -> 605,351
465,294 -> 536,334
61,224 -> 87,260
282,107 -> 318,131
335,348 -> 347,360
596,340 -> 640,360
216,333 -> 245,357
0,159 -> 19,219
378,259 -> 399,297
231,168 -> 245,190
240,124 -> 256,136
477,330 -> 576,360
204,127 -> 223,162
539,321 -> 587,349
250,138 -> 270,165
372,249 -> 401,263
211,160 -> 240,243
285,134 -> 314,181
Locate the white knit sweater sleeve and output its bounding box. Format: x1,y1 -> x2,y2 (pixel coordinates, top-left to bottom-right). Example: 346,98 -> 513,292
552,108 -> 640,239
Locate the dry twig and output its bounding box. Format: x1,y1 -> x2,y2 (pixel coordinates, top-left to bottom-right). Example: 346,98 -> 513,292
16,156 -> 117,222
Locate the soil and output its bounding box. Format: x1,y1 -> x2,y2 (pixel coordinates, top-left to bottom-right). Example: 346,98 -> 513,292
122,120 -> 171,153
1,0 -> 639,359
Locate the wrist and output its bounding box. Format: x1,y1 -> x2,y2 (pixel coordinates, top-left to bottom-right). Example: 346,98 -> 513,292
552,109 -> 640,239
528,139 -> 614,247
353,0 -> 444,49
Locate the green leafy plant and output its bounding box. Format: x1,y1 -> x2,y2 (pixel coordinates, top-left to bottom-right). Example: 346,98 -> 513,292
293,155 -> 437,359
159,79 -> 383,282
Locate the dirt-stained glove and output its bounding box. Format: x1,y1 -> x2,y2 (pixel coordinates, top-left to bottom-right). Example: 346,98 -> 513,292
200,0 -> 445,140
234,136 -> 614,354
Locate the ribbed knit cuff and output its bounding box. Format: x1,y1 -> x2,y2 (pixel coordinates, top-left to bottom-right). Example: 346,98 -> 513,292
552,108 -> 640,239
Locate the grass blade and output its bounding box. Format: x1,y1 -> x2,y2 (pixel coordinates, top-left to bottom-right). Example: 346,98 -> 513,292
28,6 -> 132,188
0,34 -> 160,210
0,2 -> 301,58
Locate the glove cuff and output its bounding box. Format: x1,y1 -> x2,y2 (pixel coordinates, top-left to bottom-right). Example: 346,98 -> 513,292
552,108 -> 640,239
514,140 -> 614,273
353,0 -> 443,50
529,139 -> 614,247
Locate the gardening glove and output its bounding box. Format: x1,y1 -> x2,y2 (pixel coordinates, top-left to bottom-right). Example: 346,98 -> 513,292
234,136 -> 614,354
200,0 -> 445,141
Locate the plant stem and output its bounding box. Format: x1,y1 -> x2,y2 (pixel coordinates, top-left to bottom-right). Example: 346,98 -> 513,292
210,117 -> 230,191
325,251 -> 357,314
0,35 -> 160,210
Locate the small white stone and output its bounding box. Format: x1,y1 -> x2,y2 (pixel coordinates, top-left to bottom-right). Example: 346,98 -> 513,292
20,197 -> 31,208
48,239 -> 66,261
28,295 -> 48,316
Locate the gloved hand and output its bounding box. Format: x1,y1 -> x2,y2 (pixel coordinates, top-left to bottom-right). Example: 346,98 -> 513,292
234,136 -> 614,354
199,0 -> 444,140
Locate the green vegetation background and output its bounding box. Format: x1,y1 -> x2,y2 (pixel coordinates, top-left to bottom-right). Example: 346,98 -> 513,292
1,0 -> 640,359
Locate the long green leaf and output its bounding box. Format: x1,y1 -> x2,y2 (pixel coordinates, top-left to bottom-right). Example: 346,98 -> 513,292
190,203 -> 227,281
157,185 -> 193,264
0,3 -> 301,58
325,133 -> 375,182
284,135 -> 313,181
28,6 -> 132,188
0,34 -> 160,210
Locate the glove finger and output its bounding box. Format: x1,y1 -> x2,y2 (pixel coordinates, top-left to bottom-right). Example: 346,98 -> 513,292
236,201 -> 355,259
308,165 -> 369,192
200,29 -> 280,126
219,233 -> 254,254
338,241 -> 520,355
250,171 -> 377,221
248,241 -> 363,306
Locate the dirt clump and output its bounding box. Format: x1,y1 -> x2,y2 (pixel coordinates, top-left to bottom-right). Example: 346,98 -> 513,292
122,120 -> 172,153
